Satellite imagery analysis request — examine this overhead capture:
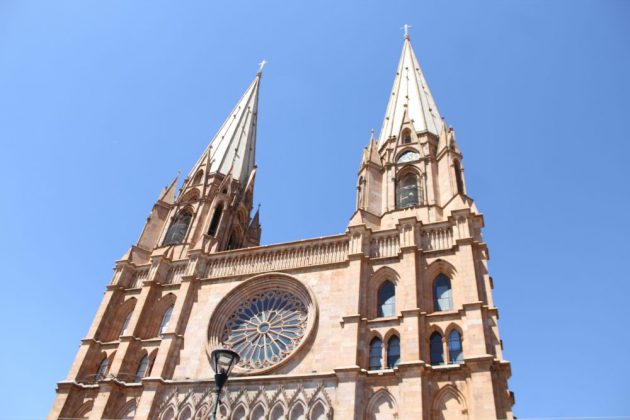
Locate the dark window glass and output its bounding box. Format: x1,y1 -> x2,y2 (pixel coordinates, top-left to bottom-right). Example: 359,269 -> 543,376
369,337 -> 383,370
208,204 -> 223,236
387,336 -> 401,368
434,275 -> 453,311
377,281 -> 395,317
448,330 -> 463,364
163,211 -> 192,245
430,332 -> 444,365
95,358 -> 109,381
135,355 -> 149,382
158,305 -> 173,336
454,160 -> 464,194
396,175 -> 419,208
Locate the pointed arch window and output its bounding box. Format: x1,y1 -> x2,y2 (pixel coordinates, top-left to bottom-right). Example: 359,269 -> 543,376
377,281 -> 395,317
158,305 -> 174,336
163,210 -> 192,245
193,170 -> 204,185
134,354 -> 150,382
430,332 -> 444,365
396,174 -> 420,208
434,275 -> 453,311
207,204 -> 223,237
387,336 -> 401,368
369,337 -> 383,370
454,159 -> 464,194
95,357 -> 109,381
119,311 -> 132,337
448,330 -> 463,364
402,129 -> 412,144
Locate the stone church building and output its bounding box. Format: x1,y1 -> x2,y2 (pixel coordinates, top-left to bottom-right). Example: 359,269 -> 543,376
49,35 -> 514,419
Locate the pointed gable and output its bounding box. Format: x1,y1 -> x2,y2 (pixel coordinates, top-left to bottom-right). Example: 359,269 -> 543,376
378,36 -> 443,145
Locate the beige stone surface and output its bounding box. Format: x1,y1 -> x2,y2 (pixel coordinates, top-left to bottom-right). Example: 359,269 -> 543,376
49,37 -> 513,420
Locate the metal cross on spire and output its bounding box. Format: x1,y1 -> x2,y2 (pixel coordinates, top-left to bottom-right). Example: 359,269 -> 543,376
257,59 -> 267,74
401,24 -> 412,39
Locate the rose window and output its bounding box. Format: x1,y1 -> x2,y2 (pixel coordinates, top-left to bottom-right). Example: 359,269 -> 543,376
221,290 -> 308,370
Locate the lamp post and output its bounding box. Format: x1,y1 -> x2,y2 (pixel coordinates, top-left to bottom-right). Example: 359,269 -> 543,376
209,349 -> 240,420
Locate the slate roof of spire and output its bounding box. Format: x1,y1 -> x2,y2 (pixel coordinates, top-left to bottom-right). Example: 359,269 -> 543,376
188,71 -> 261,186
378,36 -> 443,145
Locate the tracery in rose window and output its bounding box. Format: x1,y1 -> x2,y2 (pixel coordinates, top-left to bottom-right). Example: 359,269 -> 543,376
222,290 -> 307,370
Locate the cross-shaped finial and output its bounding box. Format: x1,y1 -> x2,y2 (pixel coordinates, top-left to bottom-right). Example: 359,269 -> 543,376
258,59 -> 267,74
370,128 -> 375,140
402,24 -> 412,39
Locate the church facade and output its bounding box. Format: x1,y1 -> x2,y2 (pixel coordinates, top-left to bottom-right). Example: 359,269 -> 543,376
49,35 -> 514,420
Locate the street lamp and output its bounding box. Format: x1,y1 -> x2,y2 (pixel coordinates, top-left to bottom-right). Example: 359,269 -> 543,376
209,349 -> 240,420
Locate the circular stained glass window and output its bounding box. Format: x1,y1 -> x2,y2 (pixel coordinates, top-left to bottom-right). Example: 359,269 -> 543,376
221,290 -> 308,370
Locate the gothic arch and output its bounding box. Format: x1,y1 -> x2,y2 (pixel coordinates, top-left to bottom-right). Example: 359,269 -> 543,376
288,400 -> 306,420
309,398 -> 329,420
231,403 -> 247,420
249,402 -> 265,420
73,400 -> 93,419
269,401 -> 287,420
444,323 -> 463,338
145,293 -> 176,337
177,404 -> 193,420
425,259 -> 457,282
369,267 -> 400,318
193,170 -> 204,185
180,189 -> 200,203
113,297 -> 137,339
431,385 -> 468,420
365,389 -> 398,420
117,399 -> 137,420
161,405 -> 176,420
194,403 -> 209,420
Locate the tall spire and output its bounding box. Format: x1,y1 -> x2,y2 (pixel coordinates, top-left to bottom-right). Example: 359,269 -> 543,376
188,70 -> 261,186
378,34 -> 442,145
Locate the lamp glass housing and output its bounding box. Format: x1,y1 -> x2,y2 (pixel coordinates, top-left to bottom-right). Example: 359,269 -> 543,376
210,349 -> 240,376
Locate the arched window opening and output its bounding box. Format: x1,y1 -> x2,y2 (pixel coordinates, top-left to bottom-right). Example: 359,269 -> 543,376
135,354 -> 150,382
377,281 -> 395,317
226,231 -> 239,250
430,332 -> 444,365
310,401 -> 327,420
289,402 -> 305,420
119,311 -> 132,337
387,336 -> 401,368
434,275 -> 453,311
448,330 -> 463,364
193,170 -> 204,185
454,159 -> 464,194
369,337 -> 383,370
231,405 -> 246,420
207,204 -> 223,237
396,174 -> 420,209
250,404 -> 265,420
159,305 -> 174,336
163,210 -> 192,246
178,406 -> 192,420
95,357 -> 109,381
270,404 -> 285,420
402,130 -> 412,144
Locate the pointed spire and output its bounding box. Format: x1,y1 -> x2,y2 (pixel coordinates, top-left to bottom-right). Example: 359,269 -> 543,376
188,70 -> 261,186
158,174 -> 179,204
378,35 -> 443,145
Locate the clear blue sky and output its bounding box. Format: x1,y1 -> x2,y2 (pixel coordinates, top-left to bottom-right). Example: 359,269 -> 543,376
0,1 -> 628,418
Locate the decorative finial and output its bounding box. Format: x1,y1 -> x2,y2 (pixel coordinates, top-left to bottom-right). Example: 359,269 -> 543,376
257,59 -> 267,75
401,24 -> 412,39
370,128 -> 375,140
